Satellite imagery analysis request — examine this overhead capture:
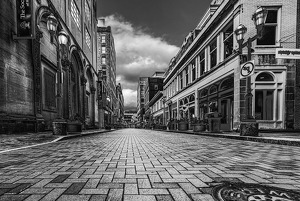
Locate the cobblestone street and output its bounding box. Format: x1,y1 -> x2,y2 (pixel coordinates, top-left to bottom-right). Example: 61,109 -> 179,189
1,128 -> 300,201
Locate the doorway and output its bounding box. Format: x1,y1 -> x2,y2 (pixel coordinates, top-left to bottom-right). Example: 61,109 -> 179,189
220,98 -> 233,131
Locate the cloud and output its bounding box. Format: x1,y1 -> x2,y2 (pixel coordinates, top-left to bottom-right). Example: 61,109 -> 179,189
102,15 -> 179,109
122,89 -> 137,110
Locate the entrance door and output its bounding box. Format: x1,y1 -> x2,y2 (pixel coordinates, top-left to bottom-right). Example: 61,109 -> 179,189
220,98 -> 233,131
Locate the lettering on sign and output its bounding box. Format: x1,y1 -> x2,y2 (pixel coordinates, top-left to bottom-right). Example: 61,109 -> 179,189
276,48 -> 300,59
15,0 -> 34,39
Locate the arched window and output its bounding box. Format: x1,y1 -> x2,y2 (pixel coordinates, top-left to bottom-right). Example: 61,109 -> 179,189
209,85 -> 217,94
200,89 -> 208,98
255,72 -> 274,81
220,78 -> 234,90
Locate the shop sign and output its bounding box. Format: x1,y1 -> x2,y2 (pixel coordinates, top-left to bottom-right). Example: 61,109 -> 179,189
15,0 -> 34,39
276,48 -> 300,59
240,60 -> 255,79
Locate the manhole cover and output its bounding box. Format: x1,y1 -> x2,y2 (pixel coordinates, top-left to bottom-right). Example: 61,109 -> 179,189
212,182 -> 300,201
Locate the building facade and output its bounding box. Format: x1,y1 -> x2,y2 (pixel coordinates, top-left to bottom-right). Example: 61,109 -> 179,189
136,77 -> 148,126
163,0 -> 299,131
144,73 -> 164,126
0,0 -> 98,133
116,83 -> 124,127
97,20 -> 117,128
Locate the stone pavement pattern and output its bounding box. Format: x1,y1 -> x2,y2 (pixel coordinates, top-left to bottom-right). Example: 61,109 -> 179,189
1,128 -> 300,201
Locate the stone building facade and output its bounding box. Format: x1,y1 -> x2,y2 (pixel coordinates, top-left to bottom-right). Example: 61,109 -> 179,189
0,0 -> 98,133
162,0 -> 299,131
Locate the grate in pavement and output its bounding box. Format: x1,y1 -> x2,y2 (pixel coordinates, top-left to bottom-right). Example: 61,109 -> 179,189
212,182 -> 300,201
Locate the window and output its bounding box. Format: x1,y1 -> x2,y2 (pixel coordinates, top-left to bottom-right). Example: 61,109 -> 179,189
44,69 -> 56,109
179,73 -> 183,90
185,67 -> 189,86
210,39 -> 217,68
223,22 -> 233,59
255,90 -> 274,120
255,72 -> 274,81
101,35 -> 106,43
85,28 -> 91,49
191,62 -> 196,82
199,51 -> 205,76
85,0 -> 91,23
101,46 -> 106,54
257,9 -> 278,45
101,57 -> 106,64
154,84 -> 158,90
71,0 -> 81,30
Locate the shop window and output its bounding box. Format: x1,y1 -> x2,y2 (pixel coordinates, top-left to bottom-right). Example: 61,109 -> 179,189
199,104 -> 208,120
199,51 -> 205,76
255,90 -> 274,120
223,22 -> 233,59
210,39 -> 217,68
44,69 -> 56,110
257,9 -> 279,45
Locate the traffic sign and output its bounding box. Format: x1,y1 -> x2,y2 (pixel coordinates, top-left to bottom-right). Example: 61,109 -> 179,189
240,60 -> 255,79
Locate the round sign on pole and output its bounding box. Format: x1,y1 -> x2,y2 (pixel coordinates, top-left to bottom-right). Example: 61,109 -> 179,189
240,60 -> 255,79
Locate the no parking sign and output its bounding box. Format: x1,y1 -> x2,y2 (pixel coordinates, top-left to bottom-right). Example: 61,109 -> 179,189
240,60 -> 255,79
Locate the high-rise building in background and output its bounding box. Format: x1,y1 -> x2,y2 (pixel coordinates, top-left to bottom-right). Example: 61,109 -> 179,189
97,19 -> 118,128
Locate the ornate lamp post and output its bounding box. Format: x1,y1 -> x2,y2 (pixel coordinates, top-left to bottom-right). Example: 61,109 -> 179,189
234,7 -> 268,136
47,13 -> 70,135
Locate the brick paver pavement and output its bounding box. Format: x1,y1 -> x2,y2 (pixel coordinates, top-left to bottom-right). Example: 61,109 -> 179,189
1,128 -> 300,201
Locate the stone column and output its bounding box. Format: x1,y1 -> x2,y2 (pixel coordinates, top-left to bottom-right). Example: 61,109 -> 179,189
81,75 -> 87,129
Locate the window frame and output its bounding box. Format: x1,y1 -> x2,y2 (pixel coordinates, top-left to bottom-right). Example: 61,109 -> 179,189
256,7 -> 281,46
71,0 -> 81,30
210,39 -> 217,68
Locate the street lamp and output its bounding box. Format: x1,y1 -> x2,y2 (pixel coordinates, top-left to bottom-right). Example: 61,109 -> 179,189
47,13 -> 70,135
234,7 -> 268,136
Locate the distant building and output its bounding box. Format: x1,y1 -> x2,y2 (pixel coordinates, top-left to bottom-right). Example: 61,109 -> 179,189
137,77 -> 148,125
144,74 -> 164,125
124,111 -> 137,128
97,20 -> 117,128
116,83 -> 124,126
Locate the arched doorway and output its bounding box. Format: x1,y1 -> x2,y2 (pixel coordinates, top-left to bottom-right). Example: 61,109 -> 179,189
69,53 -> 81,119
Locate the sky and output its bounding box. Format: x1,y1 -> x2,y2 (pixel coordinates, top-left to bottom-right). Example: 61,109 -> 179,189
97,0 -> 212,111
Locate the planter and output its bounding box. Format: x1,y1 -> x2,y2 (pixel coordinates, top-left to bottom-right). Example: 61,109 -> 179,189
192,124 -> 206,132
67,122 -> 82,133
178,122 -> 188,131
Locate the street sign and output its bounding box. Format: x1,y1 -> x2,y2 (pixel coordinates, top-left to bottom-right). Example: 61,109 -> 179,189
240,60 -> 255,79
15,0 -> 35,39
276,48 -> 300,59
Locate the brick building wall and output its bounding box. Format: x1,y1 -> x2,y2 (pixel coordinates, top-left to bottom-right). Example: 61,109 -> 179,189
0,0 -> 35,133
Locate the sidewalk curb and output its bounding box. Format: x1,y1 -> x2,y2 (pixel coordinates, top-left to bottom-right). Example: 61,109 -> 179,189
55,129 -> 115,141
0,129 -> 116,154
162,129 -> 300,147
